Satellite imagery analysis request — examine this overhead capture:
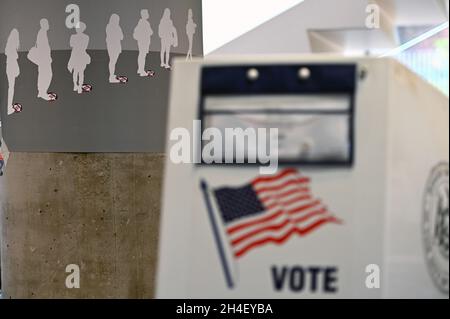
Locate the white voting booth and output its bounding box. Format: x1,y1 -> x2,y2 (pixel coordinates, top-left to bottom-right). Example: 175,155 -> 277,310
156,56 -> 449,299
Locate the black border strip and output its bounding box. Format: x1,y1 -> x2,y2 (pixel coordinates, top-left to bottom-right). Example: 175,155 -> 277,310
197,64 -> 358,168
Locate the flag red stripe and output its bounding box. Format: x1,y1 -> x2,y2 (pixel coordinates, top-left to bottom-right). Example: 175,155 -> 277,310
287,200 -> 322,215
254,178 -> 310,194
234,217 -> 338,258
251,168 -> 299,185
230,207 -> 328,246
292,208 -> 328,224
227,200 -> 323,235
227,210 -> 284,235
264,194 -> 313,210
259,187 -> 310,203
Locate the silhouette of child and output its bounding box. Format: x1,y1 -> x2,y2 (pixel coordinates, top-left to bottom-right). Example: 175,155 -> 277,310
68,22 -> 91,94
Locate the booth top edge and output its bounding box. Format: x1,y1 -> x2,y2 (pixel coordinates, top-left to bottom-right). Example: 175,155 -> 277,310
173,54 -> 396,66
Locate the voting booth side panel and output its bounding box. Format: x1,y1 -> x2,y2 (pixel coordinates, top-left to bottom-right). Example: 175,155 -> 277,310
383,60 -> 449,298
345,58 -> 390,298
157,57 -> 394,298
156,60 -> 202,298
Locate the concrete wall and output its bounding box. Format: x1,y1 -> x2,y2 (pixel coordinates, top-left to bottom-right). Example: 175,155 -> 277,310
0,169 -> 4,295
0,153 -> 164,299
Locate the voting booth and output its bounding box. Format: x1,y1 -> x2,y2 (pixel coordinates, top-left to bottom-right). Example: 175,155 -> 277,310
156,56 -> 449,299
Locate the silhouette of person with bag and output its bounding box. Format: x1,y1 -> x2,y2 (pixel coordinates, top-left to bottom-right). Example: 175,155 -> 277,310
28,19 -> 53,101
134,9 -> 153,77
159,8 -> 178,69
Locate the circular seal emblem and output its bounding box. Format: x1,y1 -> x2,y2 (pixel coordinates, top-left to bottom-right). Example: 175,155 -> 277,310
423,163 -> 449,294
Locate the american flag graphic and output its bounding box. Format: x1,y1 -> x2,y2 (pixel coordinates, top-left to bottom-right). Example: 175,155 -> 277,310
210,168 -> 341,259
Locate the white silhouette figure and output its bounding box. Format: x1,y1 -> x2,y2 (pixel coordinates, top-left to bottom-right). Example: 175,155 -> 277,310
5,29 -> 20,115
28,19 -> 53,101
68,22 -> 91,94
106,14 -> 124,83
159,8 -> 178,69
186,9 -> 197,61
134,9 -> 153,77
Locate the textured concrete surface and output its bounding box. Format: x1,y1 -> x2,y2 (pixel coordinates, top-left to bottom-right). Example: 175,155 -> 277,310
0,173 -> 4,295
0,153 -> 164,299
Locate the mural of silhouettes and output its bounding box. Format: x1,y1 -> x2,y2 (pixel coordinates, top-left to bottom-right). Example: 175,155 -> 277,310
106,14 -> 126,83
0,0 -> 203,153
68,22 -> 91,94
5,29 -> 21,114
159,8 -> 178,69
133,9 -> 154,77
27,18 -> 55,101
186,9 -> 197,61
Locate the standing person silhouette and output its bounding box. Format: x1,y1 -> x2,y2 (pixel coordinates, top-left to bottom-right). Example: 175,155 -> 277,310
28,19 -> 53,101
134,9 -> 153,77
159,8 -> 178,69
5,29 -> 20,115
68,22 -> 91,94
186,9 -> 197,61
106,14 -> 124,83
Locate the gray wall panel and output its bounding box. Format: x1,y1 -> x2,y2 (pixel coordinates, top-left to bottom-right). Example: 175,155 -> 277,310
0,0 -> 203,152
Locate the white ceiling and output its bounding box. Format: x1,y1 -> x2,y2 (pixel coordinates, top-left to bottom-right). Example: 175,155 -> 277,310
205,0 -> 449,55
209,0 -> 368,55
202,0 -> 304,54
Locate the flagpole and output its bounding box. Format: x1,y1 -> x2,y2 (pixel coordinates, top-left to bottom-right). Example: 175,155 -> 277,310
200,179 -> 234,289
